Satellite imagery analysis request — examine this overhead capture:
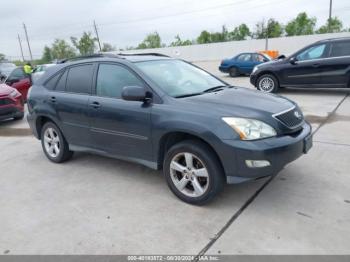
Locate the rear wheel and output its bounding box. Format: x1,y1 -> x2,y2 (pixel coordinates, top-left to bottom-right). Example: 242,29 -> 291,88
163,140 -> 225,205
41,122 -> 73,163
229,67 -> 238,77
257,74 -> 279,93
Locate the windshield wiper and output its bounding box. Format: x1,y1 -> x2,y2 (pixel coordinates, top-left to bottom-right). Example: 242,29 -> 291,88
202,85 -> 230,93
174,92 -> 202,98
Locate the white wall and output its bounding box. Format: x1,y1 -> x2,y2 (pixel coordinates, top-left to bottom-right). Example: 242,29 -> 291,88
112,32 -> 350,62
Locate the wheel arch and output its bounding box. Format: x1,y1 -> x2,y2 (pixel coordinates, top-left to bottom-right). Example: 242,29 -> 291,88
255,70 -> 280,87
157,131 -> 223,171
35,115 -> 61,140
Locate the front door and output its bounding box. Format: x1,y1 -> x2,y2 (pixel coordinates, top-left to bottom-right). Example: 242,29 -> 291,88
88,63 -> 152,161
280,43 -> 329,87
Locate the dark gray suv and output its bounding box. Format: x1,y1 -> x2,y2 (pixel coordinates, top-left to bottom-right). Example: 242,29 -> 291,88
27,54 -> 312,204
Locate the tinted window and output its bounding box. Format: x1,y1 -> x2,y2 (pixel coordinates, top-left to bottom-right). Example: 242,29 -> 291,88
55,70 -> 68,91
252,54 -> 266,62
8,68 -> 26,80
297,44 -> 326,61
330,41 -> 350,57
96,64 -> 143,98
66,64 -> 93,94
44,73 -> 62,90
237,54 -> 252,62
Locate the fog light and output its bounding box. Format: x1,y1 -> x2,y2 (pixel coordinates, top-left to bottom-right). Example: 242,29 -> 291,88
245,160 -> 270,168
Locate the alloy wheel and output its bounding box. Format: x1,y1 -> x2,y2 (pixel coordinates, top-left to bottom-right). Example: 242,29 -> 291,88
258,76 -> 275,92
43,127 -> 60,158
169,152 -> 209,197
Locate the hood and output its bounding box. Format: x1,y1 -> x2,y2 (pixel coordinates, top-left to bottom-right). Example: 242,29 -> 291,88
179,87 -> 294,118
257,58 -> 285,68
0,84 -> 15,96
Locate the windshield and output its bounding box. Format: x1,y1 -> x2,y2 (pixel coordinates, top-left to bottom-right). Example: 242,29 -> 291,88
135,60 -> 226,97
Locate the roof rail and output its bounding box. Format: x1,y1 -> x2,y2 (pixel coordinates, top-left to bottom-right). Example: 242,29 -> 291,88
117,53 -> 170,57
57,53 -> 120,63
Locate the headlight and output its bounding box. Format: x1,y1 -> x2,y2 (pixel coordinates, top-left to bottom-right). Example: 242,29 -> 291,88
252,66 -> 258,74
9,90 -> 19,98
222,117 -> 276,140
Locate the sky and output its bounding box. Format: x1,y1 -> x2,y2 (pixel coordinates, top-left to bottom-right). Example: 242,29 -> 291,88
0,0 -> 349,60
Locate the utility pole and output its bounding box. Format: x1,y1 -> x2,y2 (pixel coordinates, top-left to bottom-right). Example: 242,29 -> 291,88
17,34 -> 25,62
93,20 -> 102,52
264,20 -> 269,50
23,23 -> 33,61
328,0 -> 333,33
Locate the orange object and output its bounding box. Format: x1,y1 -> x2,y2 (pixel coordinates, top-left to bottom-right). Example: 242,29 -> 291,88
259,50 -> 279,59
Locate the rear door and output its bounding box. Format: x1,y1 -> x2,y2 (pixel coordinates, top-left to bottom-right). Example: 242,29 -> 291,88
88,62 -> 153,161
280,43 -> 329,87
48,63 -> 93,147
318,40 -> 350,87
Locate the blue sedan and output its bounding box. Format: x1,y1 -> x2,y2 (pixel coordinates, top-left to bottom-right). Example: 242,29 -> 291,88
219,52 -> 271,77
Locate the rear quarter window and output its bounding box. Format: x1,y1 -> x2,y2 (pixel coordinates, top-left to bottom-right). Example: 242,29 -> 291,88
44,73 -> 62,90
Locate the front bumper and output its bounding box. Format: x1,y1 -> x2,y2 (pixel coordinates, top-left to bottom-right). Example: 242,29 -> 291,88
0,106 -> 23,120
217,122 -> 312,184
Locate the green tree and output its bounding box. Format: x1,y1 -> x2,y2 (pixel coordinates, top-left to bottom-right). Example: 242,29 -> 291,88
41,46 -> 53,63
137,32 -> 162,49
285,12 -> 316,36
254,18 -> 283,39
0,53 -> 5,61
169,35 -> 192,46
196,30 -> 211,44
228,24 -> 251,40
101,43 -> 115,52
316,17 -> 343,34
71,32 -> 96,55
51,39 -> 76,59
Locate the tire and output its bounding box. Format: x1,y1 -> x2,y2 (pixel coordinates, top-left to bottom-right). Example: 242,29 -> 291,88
163,140 -> 225,205
256,74 -> 279,93
40,122 -> 73,163
13,112 -> 24,120
229,67 -> 238,77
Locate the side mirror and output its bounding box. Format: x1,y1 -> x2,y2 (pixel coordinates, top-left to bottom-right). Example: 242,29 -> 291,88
263,58 -> 269,62
122,86 -> 151,102
289,57 -> 298,65
277,54 -> 286,60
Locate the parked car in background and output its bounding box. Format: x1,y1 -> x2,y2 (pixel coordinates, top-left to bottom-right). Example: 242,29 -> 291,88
27,53 -> 312,205
5,67 -> 31,101
219,52 -> 271,77
32,64 -> 56,83
0,83 -> 24,121
0,62 -> 16,82
250,37 -> 350,93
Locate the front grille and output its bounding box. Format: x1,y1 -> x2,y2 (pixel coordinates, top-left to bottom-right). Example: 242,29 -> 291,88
273,106 -> 304,129
0,98 -> 14,106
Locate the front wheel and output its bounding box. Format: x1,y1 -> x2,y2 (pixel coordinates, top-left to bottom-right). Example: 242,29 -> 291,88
256,74 -> 279,93
41,122 -> 73,163
163,140 -> 225,205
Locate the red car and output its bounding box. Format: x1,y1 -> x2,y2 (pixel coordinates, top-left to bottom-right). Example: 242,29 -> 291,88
5,67 -> 31,101
0,83 -> 24,121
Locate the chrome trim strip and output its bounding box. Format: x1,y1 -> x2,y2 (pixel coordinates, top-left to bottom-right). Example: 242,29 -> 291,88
90,127 -> 148,140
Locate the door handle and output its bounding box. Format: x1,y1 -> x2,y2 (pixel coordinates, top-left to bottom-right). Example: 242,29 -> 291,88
50,96 -> 56,103
312,63 -> 320,67
90,101 -> 101,109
